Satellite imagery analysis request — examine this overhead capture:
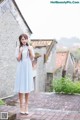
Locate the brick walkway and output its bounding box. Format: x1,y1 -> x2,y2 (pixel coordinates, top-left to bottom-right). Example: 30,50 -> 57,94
0,92 -> 80,120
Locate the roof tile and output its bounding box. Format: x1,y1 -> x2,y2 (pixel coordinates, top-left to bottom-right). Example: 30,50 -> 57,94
56,51 -> 69,69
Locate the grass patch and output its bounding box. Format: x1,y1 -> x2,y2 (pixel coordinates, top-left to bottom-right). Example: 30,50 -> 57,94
0,99 -> 5,105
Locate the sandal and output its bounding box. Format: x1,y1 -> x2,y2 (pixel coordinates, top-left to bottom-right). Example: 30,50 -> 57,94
20,103 -> 25,114
20,111 -> 25,114
25,105 -> 29,115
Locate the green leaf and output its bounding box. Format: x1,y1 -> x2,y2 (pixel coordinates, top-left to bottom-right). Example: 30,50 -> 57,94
0,99 -> 5,105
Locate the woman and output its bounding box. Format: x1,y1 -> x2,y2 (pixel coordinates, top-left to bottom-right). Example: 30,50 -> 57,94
14,34 -> 35,114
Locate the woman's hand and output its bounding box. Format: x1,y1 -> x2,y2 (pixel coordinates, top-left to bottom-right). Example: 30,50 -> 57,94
20,47 -> 23,53
17,47 -> 23,61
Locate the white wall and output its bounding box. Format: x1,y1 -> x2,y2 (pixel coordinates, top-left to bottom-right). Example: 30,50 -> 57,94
46,45 -> 56,73
66,53 -> 74,78
34,47 -> 46,92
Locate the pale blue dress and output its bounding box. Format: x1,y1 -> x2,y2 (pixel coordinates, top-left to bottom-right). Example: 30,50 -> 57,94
14,45 -> 34,93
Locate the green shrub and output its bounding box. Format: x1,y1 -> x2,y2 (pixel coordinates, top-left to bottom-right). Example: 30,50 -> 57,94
0,99 -> 5,105
52,77 -> 80,94
74,82 -> 80,93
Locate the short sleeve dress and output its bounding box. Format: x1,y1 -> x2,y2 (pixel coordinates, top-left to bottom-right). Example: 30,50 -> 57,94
14,45 -> 34,93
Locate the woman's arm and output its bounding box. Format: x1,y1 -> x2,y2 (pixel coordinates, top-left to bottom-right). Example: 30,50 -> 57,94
17,51 -> 22,61
15,46 -> 23,61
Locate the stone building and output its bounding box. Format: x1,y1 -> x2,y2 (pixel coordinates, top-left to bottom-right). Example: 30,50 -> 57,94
46,51 -> 75,91
55,51 -> 75,78
31,39 -> 57,92
0,0 -> 32,98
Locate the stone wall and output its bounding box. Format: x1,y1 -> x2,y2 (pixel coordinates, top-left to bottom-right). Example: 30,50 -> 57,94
53,68 -> 62,80
66,54 -> 74,79
0,0 -> 31,98
34,47 -> 47,92
35,44 -> 56,92
46,45 -> 56,73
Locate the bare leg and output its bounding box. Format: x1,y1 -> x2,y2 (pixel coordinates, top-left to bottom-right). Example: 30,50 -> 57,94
19,93 -> 25,113
25,93 -> 29,113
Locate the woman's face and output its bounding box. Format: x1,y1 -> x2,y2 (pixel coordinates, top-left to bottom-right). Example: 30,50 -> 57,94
21,36 -> 28,45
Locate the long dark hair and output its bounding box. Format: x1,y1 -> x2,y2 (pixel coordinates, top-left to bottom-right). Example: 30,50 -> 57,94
18,34 -> 29,60
19,34 -> 29,48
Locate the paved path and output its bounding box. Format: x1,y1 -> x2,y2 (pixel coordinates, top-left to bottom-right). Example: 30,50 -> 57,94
0,92 -> 80,120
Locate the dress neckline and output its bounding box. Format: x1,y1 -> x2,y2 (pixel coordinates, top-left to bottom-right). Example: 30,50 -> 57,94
22,45 -> 27,48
